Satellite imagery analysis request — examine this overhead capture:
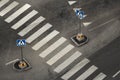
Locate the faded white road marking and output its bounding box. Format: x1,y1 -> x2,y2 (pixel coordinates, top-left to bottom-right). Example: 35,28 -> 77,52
113,70 -> 120,78
68,1 -> 77,5
5,59 -> 19,66
83,22 -> 92,27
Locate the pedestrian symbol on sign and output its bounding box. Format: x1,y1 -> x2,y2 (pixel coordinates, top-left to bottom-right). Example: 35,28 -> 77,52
16,39 -> 26,46
75,9 -> 85,19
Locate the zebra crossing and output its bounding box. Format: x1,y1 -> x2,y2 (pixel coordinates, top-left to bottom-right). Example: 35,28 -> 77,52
0,0 -> 9,8
93,73 -> 107,80
61,58 -> 90,80
39,37 -> 67,58
18,16 -> 45,36
11,10 -> 38,30
46,44 -> 74,66
54,51 -> 82,73
76,65 -> 98,80
32,30 -> 59,51
5,4 -> 31,23
0,0 -> 107,80
0,1 -> 19,16
26,23 -> 52,44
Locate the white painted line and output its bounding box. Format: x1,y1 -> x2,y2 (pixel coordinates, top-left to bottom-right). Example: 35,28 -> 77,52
46,44 -> 74,66
0,0 -> 9,8
18,16 -> 45,36
93,73 -> 107,80
76,65 -> 98,80
54,51 -> 82,73
0,1 -> 19,16
5,59 -> 19,66
61,58 -> 90,80
11,10 -> 38,30
73,8 -> 82,12
68,1 -> 77,5
39,37 -> 67,58
83,22 -> 92,27
32,30 -> 59,51
5,4 -> 31,23
113,70 -> 120,78
83,15 -> 87,18
89,18 -> 117,31
26,23 -> 52,44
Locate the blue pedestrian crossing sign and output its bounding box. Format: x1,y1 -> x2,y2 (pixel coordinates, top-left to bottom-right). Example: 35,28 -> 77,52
16,39 -> 26,46
75,9 -> 85,19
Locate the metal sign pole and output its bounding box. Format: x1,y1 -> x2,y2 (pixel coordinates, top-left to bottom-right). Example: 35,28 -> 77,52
20,46 -> 23,61
13,39 -> 32,71
71,9 -> 88,46
78,16 -> 81,33
78,0 -> 81,34
80,19 -> 82,34
75,9 -> 84,34
80,19 -> 83,34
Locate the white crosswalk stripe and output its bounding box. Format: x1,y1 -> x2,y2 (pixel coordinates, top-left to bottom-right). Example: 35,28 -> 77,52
39,37 -> 67,58
5,4 -> 31,23
18,16 -> 45,36
46,44 -> 74,66
11,10 -> 38,30
26,23 -> 52,44
0,0 -> 9,8
0,1 -> 19,16
93,73 -> 106,80
32,30 -> 59,51
61,58 -> 90,80
54,51 -> 82,73
76,65 -> 98,80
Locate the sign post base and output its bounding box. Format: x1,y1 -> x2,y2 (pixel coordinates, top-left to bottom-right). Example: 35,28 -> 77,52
71,33 -> 88,46
13,58 -> 32,71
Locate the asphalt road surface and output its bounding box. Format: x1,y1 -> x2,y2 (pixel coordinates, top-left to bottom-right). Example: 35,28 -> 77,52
0,0 -> 120,80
